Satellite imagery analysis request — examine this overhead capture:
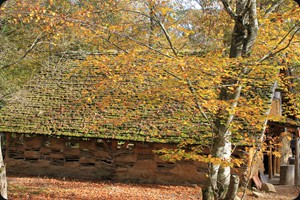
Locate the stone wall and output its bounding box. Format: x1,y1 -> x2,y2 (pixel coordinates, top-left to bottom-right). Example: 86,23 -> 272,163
4,133 -> 208,184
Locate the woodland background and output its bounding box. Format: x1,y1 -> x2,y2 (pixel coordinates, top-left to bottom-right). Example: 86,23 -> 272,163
0,0 -> 299,199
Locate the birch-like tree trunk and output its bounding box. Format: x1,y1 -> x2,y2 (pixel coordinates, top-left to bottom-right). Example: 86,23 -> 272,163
0,135 -> 7,200
204,0 -> 259,199
1,1 -> 9,199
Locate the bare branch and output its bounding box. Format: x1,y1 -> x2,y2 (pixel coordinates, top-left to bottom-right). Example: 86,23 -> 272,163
1,32 -> 45,70
98,35 -> 129,54
178,65 -> 216,131
155,17 -> 178,56
187,78 -> 216,131
259,23 -> 300,63
116,31 -> 173,58
264,0 -> 285,17
120,9 -> 178,56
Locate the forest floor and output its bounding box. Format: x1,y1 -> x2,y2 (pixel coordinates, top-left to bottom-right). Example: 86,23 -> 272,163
7,176 -> 300,200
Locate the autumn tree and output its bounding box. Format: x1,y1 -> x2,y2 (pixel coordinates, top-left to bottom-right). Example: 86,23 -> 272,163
203,0 -> 300,198
204,0 -> 259,198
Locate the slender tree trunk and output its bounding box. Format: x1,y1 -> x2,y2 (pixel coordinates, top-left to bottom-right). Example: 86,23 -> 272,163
0,135 -> 7,200
217,137 -> 232,199
148,1 -> 156,47
229,0 -> 247,58
207,130 -> 233,199
0,1 -> 8,199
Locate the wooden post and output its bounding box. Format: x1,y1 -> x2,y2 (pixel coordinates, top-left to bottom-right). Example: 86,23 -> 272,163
273,146 -> 276,176
4,133 -> 10,160
273,145 -> 279,175
295,129 -> 300,186
276,154 -> 280,174
268,145 -> 273,180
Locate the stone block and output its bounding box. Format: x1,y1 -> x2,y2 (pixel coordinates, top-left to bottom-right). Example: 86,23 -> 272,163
261,183 -> 276,193
49,138 -> 65,150
79,139 -> 96,150
24,136 -> 43,149
64,162 -> 80,168
115,154 -> 136,162
37,160 -> 50,167
50,153 -> 64,159
280,165 -> 294,185
137,153 -> 154,160
65,148 -> 80,156
252,191 -> 264,198
79,157 -> 95,164
40,147 -> 51,154
24,151 -> 40,159
94,150 -> 110,158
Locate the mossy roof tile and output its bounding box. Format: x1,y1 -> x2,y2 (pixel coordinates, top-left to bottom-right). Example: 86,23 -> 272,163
0,60 -> 202,143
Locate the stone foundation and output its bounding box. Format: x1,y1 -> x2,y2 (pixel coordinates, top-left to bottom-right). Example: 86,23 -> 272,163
4,133 -> 208,184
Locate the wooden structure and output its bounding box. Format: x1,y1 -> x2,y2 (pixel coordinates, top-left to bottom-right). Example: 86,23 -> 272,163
0,54 -> 297,184
266,84 -> 299,184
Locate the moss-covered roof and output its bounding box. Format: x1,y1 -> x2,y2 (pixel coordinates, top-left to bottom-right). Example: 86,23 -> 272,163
0,55 -> 208,143
0,53 -> 282,144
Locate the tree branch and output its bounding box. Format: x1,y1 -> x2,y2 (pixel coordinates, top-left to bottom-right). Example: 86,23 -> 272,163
241,0 -> 252,17
120,9 -> 178,56
220,0 -> 238,20
225,84 -> 243,129
264,0 -> 285,17
259,23 -> 300,63
1,32 -> 45,70
155,17 -> 178,56
178,65 -> 216,131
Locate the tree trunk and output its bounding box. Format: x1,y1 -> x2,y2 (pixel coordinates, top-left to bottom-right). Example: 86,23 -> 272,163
229,17 -> 246,58
0,135 -> 7,200
148,1 -> 156,47
0,1 -> 8,199
225,174 -> 240,200
229,0 -> 258,58
242,0 -> 259,56
205,127 -> 233,199
229,0 -> 248,58
204,0 -> 259,199
217,140 -> 232,199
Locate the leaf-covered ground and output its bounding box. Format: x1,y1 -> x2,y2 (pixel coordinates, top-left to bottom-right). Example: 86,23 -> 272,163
7,176 -> 300,200
8,177 -> 202,200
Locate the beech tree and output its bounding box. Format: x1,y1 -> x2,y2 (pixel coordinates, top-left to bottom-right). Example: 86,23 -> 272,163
203,0 -> 300,198
207,0 -> 259,198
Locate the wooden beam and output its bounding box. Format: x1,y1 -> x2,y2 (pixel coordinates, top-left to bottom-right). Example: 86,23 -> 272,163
269,145 -> 273,180
4,133 -> 10,160
295,129 -> 300,186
